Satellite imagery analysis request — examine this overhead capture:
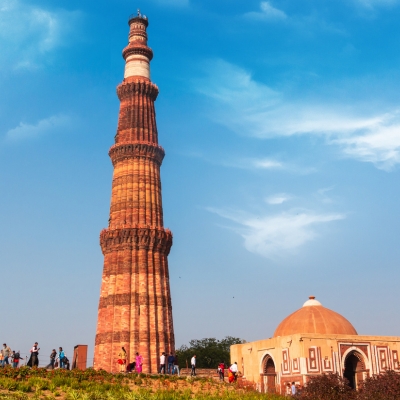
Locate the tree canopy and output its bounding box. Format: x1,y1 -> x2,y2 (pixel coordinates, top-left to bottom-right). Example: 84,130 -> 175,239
176,336 -> 245,369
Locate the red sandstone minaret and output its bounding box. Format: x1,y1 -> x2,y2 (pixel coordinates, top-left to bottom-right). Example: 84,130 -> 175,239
94,12 -> 174,373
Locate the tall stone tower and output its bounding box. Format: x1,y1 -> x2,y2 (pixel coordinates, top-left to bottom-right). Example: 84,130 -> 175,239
94,13 -> 175,373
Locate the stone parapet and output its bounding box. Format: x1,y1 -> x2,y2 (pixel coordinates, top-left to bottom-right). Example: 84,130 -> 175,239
117,80 -> 158,101
100,226 -> 172,254
109,142 -> 165,166
122,43 -> 153,62
98,292 -> 172,309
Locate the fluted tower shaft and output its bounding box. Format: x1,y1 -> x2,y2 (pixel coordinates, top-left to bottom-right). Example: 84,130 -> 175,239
94,14 -> 175,373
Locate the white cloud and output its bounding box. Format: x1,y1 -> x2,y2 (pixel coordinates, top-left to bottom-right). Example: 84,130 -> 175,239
195,59 -> 400,171
0,0 -> 82,69
220,157 -> 283,170
245,2 -> 287,20
5,114 -> 71,141
332,120 -> 400,171
266,193 -> 291,205
252,158 -> 283,169
208,207 -> 345,259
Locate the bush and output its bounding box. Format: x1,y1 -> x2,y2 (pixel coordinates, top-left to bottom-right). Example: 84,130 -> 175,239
357,370 -> 400,400
296,373 -> 356,400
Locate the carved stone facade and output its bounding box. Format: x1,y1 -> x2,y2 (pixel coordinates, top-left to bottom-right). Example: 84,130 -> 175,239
231,297 -> 400,394
94,15 -> 174,373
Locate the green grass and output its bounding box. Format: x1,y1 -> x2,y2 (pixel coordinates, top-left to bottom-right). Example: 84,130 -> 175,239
0,367 -> 285,400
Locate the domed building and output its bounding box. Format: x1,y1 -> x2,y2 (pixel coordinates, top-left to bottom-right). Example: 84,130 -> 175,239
230,296 -> 400,394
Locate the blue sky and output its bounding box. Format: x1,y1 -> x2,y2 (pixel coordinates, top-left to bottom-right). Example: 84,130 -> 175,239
1,0 -> 400,366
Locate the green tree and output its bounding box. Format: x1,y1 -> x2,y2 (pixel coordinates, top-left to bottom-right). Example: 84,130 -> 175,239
176,336 -> 245,369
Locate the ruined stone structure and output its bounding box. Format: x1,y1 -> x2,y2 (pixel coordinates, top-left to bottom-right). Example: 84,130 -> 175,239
231,296 -> 400,394
94,14 -> 174,373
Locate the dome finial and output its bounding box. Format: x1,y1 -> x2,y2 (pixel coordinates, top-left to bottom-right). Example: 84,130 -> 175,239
303,296 -> 321,307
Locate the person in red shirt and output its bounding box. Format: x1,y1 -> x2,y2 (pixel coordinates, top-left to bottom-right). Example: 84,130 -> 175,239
218,361 -> 225,381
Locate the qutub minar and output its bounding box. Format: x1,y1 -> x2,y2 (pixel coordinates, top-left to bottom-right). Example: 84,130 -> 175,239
94,12 -> 175,373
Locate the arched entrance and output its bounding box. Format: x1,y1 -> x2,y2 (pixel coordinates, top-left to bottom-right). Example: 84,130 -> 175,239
261,355 -> 276,393
343,351 -> 366,390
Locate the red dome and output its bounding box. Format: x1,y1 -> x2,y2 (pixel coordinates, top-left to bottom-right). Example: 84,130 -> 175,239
274,296 -> 357,337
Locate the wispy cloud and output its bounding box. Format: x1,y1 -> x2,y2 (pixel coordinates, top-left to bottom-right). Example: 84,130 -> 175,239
5,114 -> 71,141
221,157 -> 284,170
0,0 -> 82,70
151,0 -> 189,7
244,2 -> 287,20
332,120 -> 400,169
356,0 -> 398,9
265,193 -> 291,205
208,207 -> 345,259
195,59 -> 400,171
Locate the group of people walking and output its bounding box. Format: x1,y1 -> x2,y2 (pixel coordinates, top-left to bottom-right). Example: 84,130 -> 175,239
45,347 -> 70,369
117,347 -> 145,373
116,348 -> 180,375
159,352 -> 180,375
191,355 -> 238,383
0,342 -> 69,369
0,344 -> 23,368
216,360 -> 238,382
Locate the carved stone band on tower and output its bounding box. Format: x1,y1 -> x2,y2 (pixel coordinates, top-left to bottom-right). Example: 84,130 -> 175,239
93,14 -> 175,373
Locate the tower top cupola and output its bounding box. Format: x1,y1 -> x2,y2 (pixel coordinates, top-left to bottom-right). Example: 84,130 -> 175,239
123,11 -> 153,80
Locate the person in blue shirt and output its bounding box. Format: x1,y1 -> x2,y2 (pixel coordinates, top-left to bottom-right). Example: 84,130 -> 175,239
167,353 -> 175,374
58,347 -> 65,369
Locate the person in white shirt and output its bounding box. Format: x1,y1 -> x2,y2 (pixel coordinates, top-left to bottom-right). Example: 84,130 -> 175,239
190,354 -> 196,376
229,362 -> 238,373
229,361 -> 238,382
159,352 -> 166,374
28,342 -> 39,368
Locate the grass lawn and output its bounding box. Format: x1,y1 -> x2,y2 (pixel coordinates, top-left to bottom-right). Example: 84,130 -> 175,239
0,367 -> 285,400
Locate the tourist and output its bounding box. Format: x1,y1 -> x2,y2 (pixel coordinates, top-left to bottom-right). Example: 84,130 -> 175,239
285,382 -> 291,396
46,349 -> 57,369
64,356 -> 70,370
291,381 -> 296,396
118,347 -> 127,372
173,353 -> 180,376
296,384 -> 303,395
229,362 -> 238,383
167,352 -> 175,374
190,354 -> 196,376
11,350 -> 22,368
135,352 -> 143,373
27,342 -> 39,367
218,361 -> 225,381
126,361 -> 136,373
58,347 -> 65,369
1,343 -> 12,367
159,352 -> 166,374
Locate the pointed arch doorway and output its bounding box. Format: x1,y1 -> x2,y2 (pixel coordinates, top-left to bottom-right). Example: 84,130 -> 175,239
261,355 -> 276,393
343,351 -> 367,389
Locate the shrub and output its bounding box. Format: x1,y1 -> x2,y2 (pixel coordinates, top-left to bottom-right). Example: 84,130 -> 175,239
357,370 -> 400,400
16,383 -> 31,393
296,373 -> 356,400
